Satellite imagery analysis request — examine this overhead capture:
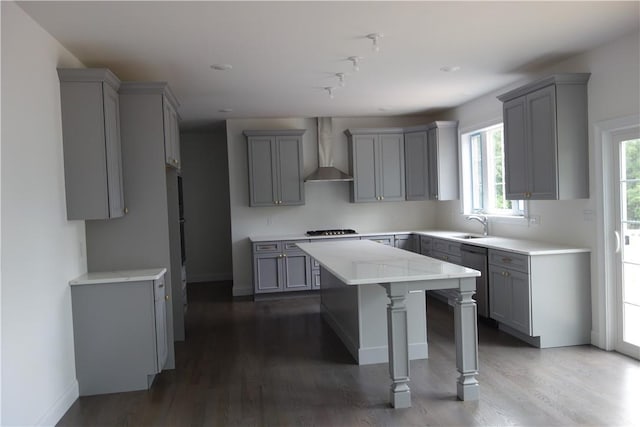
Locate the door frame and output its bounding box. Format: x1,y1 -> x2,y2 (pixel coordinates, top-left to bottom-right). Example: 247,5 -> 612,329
594,114 -> 640,352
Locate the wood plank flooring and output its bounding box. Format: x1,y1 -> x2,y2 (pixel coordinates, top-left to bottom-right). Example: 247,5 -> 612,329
58,282 -> 640,426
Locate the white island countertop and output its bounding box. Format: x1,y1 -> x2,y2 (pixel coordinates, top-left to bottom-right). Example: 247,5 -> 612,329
297,240 -> 479,285
69,268 -> 167,286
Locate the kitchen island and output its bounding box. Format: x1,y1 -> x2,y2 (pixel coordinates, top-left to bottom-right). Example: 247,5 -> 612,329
296,240 -> 481,409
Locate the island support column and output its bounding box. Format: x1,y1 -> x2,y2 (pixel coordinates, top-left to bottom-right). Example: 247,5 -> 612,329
454,277 -> 480,400
382,282 -> 411,408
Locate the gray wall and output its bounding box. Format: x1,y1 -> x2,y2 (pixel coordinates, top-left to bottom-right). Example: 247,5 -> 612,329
181,131 -> 232,282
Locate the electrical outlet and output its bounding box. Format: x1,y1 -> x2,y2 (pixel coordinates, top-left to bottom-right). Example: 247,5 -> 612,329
529,214 -> 541,226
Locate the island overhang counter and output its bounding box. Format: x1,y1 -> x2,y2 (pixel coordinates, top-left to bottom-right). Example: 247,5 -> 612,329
296,239 -> 481,409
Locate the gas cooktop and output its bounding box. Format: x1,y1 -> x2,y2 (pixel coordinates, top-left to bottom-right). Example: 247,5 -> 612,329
306,229 -> 357,237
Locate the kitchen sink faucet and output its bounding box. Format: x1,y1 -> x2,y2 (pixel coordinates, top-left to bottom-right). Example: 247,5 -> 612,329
467,215 -> 489,236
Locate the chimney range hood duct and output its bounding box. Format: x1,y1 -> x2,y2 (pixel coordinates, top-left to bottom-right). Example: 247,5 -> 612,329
305,117 -> 354,182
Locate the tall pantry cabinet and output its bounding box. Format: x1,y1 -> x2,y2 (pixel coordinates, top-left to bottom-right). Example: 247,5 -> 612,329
85,82 -> 184,369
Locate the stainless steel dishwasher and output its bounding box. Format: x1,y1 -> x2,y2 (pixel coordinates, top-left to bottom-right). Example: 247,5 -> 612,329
460,244 -> 489,318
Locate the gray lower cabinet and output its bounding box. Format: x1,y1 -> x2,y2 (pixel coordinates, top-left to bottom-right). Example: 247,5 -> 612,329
362,235 -> 395,246
253,240 -> 311,294
163,94 -> 181,169
420,235 -> 433,256
487,248 -> 591,348
427,238 -> 462,304
245,130 -> 305,207
57,68 -> 125,220
498,73 -> 590,200
345,129 -> 405,203
404,122 -> 459,201
69,270 -> 168,396
394,234 -> 419,253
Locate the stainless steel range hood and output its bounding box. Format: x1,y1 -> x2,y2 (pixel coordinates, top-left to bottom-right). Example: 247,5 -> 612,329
305,117 -> 354,182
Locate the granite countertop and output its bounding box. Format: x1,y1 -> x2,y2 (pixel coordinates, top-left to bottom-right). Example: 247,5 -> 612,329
297,240 -> 479,285
250,229 -> 590,256
69,268 -> 167,286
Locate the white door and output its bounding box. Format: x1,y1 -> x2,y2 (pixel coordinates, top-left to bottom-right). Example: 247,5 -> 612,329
613,128 -> 640,359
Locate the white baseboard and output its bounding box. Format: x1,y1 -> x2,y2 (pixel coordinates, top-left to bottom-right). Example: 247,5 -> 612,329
187,272 -> 232,283
36,379 -> 78,426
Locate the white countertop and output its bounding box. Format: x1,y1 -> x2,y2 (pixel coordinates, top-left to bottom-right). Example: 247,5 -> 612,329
69,268 -> 167,286
296,240 -> 479,285
250,230 -> 589,256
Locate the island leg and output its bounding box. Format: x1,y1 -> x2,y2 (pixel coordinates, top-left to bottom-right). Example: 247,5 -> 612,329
454,277 -> 479,400
382,283 -> 411,408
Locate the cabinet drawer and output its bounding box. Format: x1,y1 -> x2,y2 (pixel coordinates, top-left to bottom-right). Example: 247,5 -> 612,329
363,235 -> 395,246
489,249 -> 529,274
253,241 -> 282,253
283,240 -> 309,253
432,238 -> 461,257
430,250 -> 462,265
154,277 -> 166,301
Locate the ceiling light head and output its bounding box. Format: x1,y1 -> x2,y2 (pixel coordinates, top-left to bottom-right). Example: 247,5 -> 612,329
335,73 -> 347,87
210,64 -> 233,71
324,87 -> 336,99
367,33 -> 384,52
348,56 -> 362,72
440,65 -> 461,73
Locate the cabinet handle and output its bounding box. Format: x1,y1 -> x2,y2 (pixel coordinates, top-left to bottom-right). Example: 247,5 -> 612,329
158,284 -> 164,288
380,196 -> 384,200
283,254 -> 287,257
501,271 -> 510,277
165,295 -> 169,301
124,207 -> 129,214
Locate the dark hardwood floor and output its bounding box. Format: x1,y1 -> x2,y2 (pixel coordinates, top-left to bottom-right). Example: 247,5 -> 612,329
58,282 -> 640,426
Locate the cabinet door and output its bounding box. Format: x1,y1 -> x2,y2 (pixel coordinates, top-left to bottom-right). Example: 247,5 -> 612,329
489,266 -> 510,323
247,137 -> 278,206
154,283 -> 168,372
352,135 -> 379,202
163,99 -> 181,169
379,133 -> 405,201
508,269 -> 532,335
427,127 -> 440,200
102,83 -> 125,218
527,85 -> 557,199
277,136 -> 304,205
395,235 -> 418,253
283,253 -> 311,291
503,96 -> 529,200
254,253 -> 283,293
404,131 -> 429,200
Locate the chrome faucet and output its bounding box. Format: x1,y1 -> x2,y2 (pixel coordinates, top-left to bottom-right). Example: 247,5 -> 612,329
467,215 -> 489,236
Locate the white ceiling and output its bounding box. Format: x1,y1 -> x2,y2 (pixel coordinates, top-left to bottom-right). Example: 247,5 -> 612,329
18,1 -> 640,130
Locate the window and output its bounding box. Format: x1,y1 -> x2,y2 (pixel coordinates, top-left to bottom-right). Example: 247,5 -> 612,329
461,123 -> 525,217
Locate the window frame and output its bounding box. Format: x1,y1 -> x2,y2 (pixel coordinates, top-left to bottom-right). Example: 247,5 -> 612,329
459,119 -> 528,223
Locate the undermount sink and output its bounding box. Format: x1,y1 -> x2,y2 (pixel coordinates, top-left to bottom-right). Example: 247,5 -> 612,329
455,234 -> 486,239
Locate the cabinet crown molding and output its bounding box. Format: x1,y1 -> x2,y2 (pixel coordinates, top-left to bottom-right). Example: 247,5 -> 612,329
57,67 -> 121,91
119,82 -> 180,109
243,129 -> 306,137
497,73 -> 591,102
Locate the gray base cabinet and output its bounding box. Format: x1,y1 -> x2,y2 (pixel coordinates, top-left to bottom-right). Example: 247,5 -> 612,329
245,130 -> 305,207
69,270 -> 168,396
345,129 -> 405,203
498,73 -> 590,200
394,234 -> 419,253
488,248 -> 591,348
57,68 -> 125,220
253,240 -> 311,294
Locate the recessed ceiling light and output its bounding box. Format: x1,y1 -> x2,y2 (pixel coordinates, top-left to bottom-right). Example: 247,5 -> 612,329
440,65 -> 461,73
219,108 -> 233,113
211,64 -> 233,71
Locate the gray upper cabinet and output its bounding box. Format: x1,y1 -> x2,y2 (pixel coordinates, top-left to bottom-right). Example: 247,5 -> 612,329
58,68 -> 125,220
345,128 -> 405,203
427,121 -> 459,201
498,73 -> 590,200
404,121 -> 459,201
162,95 -> 181,170
404,129 -> 429,200
244,130 -> 305,207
